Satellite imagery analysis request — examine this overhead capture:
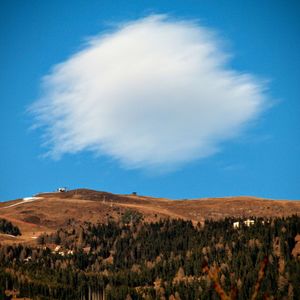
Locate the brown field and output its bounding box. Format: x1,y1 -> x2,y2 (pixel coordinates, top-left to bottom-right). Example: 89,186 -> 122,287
0,188 -> 299,244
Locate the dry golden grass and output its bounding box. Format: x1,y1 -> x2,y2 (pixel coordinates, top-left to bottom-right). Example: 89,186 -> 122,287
0,189 -> 299,244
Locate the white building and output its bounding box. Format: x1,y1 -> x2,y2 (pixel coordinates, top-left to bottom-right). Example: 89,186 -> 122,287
233,221 -> 240,229
233,219 -> 255,229
244,219 -> 255,227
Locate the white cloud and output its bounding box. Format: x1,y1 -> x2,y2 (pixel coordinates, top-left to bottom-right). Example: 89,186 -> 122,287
31,15 -> 267,170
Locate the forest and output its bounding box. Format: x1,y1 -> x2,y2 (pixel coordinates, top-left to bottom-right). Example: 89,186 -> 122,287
0,213 -> 300,299
0,218 -> 21,237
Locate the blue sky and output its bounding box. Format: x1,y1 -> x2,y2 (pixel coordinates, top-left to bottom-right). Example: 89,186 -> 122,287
0,0 -> 299,201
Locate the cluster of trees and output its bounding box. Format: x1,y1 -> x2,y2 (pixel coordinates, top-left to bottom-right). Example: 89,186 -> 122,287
0,215 -> 300,299
0,218 -> 21,236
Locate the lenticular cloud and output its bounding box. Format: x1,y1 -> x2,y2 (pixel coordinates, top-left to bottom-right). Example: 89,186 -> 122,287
32,15 -> 267,170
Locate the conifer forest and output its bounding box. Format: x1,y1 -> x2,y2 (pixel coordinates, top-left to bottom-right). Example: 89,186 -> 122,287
0,214 -> 300,299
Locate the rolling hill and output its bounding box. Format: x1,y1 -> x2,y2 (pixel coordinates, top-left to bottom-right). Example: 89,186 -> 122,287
0,188 -> 299,244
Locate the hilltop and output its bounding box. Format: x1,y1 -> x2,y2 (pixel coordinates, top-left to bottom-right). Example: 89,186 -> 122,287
0,188 -> 299,244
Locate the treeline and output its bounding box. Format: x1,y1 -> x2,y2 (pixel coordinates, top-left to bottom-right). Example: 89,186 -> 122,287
0,218 -> 21,236
0,215 -> 300,299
